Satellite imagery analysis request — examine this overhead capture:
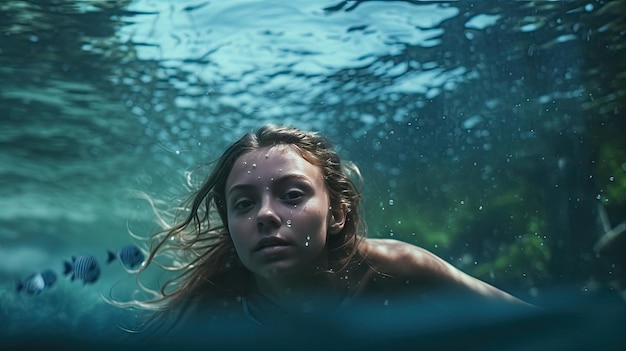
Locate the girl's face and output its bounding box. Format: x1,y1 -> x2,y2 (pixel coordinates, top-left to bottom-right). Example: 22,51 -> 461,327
225,145 -> 339,280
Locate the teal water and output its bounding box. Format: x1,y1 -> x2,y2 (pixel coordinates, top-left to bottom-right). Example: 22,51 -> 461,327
1,0 -> 625,349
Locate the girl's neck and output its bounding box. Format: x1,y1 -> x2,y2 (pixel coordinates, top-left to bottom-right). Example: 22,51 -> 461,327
252,268 -> 344,314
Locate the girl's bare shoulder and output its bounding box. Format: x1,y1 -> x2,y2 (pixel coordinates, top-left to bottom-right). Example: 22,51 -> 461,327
358,238 -> 531,305
359,238 -> 449,278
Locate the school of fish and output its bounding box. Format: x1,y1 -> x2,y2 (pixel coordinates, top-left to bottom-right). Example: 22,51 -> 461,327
15,244 -> 145,296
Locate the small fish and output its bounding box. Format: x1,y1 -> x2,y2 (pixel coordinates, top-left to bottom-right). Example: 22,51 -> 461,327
40,268 -> 57,287
107,245 -> 144,269
16,269 -> 57,295
63,255 -> 101,285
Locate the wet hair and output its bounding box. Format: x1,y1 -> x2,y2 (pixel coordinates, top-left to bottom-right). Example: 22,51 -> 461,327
113,124 -> 366,331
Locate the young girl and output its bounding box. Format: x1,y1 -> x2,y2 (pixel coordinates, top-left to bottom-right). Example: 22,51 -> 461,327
122,124 -> 529,334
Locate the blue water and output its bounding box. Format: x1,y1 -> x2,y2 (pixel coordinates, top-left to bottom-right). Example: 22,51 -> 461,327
1,0 -> 625,349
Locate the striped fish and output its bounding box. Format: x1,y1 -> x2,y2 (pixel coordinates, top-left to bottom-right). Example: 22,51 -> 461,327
40,269 -> 57,287
17,273 -> 45,295
107,244 -> 144,269
16,269 -> 57,295
63,255 -> 101,285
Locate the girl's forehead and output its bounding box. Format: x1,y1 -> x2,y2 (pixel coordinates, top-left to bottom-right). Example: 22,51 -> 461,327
239,144 -> 300,162
228,144 -> 321,179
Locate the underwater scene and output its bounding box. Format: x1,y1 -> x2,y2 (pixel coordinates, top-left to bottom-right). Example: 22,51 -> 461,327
1,0 -> 625,350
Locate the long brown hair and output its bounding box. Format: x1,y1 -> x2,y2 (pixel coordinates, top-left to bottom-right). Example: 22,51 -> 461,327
114,124 -> 366,330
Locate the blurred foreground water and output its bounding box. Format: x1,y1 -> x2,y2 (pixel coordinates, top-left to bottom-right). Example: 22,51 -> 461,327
3,291 -> 625,351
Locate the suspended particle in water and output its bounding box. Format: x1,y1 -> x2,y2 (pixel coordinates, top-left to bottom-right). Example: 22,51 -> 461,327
305,235 -> 311,247
286,219 -> 292,227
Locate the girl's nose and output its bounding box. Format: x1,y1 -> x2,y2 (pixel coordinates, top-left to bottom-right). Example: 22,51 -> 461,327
256,197 -> 281,230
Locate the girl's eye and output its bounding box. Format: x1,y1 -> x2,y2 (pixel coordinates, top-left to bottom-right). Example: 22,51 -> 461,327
233,199 -> 254,211
282,190 -> 303,201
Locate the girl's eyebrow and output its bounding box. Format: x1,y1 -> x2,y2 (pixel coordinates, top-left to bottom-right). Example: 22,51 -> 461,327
226,183 -> 255,197
227,173 -> 314,197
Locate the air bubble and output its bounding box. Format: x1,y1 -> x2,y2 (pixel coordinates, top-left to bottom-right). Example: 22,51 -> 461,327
286,219 -> 292,227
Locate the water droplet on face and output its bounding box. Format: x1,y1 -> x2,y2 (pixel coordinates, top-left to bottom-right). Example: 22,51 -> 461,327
252,163 -> 257,168
265,155 -> 269,159
247,170 -> 251,174
286,219 -> 292,227
243,161 -> 247,165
